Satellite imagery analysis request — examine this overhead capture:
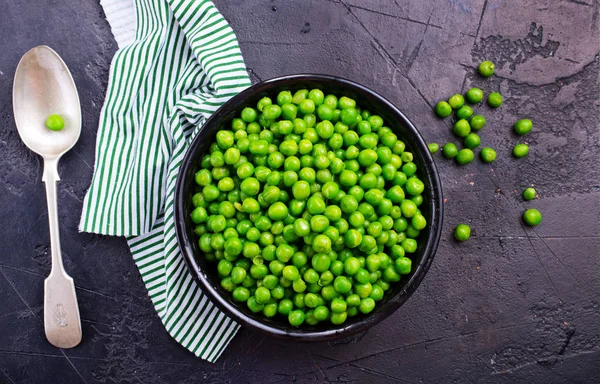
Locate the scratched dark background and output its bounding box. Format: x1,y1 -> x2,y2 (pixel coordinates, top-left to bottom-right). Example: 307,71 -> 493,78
1,0 -> 599,383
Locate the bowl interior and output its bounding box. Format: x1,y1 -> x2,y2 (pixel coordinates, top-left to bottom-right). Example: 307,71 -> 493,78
175,75 -> 443,340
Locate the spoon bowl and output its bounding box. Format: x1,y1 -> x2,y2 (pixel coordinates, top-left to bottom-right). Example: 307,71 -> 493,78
13,45 -> 83,349
13,45 -> 81,158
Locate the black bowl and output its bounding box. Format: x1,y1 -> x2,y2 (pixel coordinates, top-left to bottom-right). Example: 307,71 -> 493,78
175,74 -> 443,341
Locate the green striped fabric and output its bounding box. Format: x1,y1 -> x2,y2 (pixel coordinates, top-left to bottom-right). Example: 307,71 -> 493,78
80,0 -> 250,361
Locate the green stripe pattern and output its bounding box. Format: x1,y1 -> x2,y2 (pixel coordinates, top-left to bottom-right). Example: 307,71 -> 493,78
80,0 -> 250,361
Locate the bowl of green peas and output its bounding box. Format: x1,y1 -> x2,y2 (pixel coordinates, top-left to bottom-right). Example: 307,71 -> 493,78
174,74 -> 443,340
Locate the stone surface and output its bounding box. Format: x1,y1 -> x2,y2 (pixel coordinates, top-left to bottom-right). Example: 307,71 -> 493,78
0,0 -> 599,383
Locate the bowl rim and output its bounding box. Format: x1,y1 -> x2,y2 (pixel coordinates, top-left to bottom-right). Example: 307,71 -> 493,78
174,73 -> 444,341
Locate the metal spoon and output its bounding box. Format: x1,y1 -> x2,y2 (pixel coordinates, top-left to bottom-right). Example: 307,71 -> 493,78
13,46 -> 82,349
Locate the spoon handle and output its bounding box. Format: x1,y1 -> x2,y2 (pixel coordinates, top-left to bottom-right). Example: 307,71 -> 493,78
42,158 -> 82,349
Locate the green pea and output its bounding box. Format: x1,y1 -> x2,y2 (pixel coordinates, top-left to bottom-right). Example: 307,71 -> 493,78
45,114 -> 65,131
513,143 -> 529,158
241,107 -> 257,122
435,101 -> 452,118
427,143 -> 439,154
523,187 -> 537,201
466,88 -> 484,104
442,142 -> 460,159
456,105 -> 473,120
470,115 -> 486,131
454,224 -> 471,241
288,310 -> 305,326
453,119 -> 471,137
514,119 -> 532,135
448,94 -> 465,109
312,253 -> 331,273
317,104 -> 334,121
359,298 -> 375,314
488,92 -> 503,108
478,60 -> 495,77
480,147 -> 497,163
523,208 -> 542,226
456,148 -> 475,165
464,133 -> 481,149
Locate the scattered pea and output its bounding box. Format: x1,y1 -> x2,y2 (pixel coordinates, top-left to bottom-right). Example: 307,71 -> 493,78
478,61 -> 495,77
465,88 -> 484,104
479,147 -> 497,163
470,115 -> 486,131
513,143 -> 529,158
448,94 -> 465,109
488,92 -> 503,108
427,143 -> 439,154
514,119 -> 532,135
455,149 -> 474,165
454,224 -> 471,241
523,209 -> 542,226
436,101 -> 453,118
442,143 -> 459,159
463,133 -> 481,149
523,187 -> 537,201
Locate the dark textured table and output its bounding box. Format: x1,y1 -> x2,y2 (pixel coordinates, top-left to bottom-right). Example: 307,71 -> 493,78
1,0 -> 599,383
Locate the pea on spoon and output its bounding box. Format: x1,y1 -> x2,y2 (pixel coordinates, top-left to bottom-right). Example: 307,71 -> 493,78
13,45 -> 82,348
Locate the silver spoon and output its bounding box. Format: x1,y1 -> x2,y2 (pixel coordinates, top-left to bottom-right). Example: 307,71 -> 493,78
13,45 -> 82,349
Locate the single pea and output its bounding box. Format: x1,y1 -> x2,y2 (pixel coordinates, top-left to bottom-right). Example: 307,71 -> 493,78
466,88 -> 484,104
333,276 -> 352,294
394,257 -> 412,275
241,107 -> 257,122
400,200 -> 417,219
358,149 -> 378,167
479,60 -> 495,77
470,115 -> 486,131
330,311 -> 347,325
523,187 -> 537,201
448,94 -> 465,109
428,143 -> 439,154
453,119 -> 471,138
268,202 -> 288,220
464,133 -> 481,149
288,310 -> 306,326
435,101 -> 453,118
312,253 -> 331,273
405,177 -> 425,195
523,208 -> 542,226
456,105 -> 474,120
316,121 -> 335,139
480,147 -> 497,163
276,91 -> 293,106
401,162 -> 417,177
291,180 -> 311,201
514,119 -> 532,135
359,297 -> 375,314
317,104 -> 334,121
338,96 -> 356,109
306,195 -> 327,215
282,265 -> 300,282
513,143 -> 529,158
278,299 -> 293,315
455,148 -> 475,165
442,143 -> 459,159
412,214 -> 427,231
454,224 -> 471,241
232,286 -> 251,302
45,114 -> 65,131
331,298 -> 347,313
488,92 -> 503,108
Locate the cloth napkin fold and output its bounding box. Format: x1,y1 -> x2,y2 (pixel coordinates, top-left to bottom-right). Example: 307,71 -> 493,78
82,0 -> 251,361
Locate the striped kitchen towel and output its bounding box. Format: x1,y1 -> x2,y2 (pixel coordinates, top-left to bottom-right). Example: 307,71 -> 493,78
81,0 -> 251,361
